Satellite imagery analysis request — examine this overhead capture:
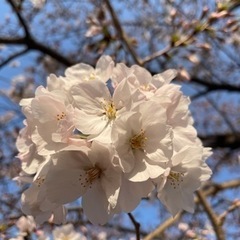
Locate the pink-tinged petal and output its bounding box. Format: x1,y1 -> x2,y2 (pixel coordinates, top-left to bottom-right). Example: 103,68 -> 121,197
85,142 -> 122,208
172,146 -> 201,166
131,65 -> 152,85
126,158 -> 148,182
31,96 -> 66,123
45,151 -> 92,204
117,177 -> 154,212
35,212 -> 52,225
65,63 -> 94,80
158,182 -> 183,216
31,126 -> 67,156
71,80 -> 111,111
89,124 -> 112,143
181,191 -> 195,213
152,69 -> 178,88
96,55 -> 114,82
51,206 -> 67,224
145,124 -> 172,159
47,74 -> 65,91
127,152 -> 165,182
139,100 -> 168,127
100,168 -> 121,208
74,108 -> 107,135
82,181 -> 112,225
45,169 -> 87,204
115,143 -> 135,172
112,78 -> 133,109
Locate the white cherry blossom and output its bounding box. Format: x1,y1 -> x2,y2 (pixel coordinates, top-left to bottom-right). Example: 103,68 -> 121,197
155,146 -> 212,215
53,224 -> 86,240
42,142 -> 122,224
72,78 -> 135,143
112,99 -> 172,181
16,55 -> 212,225
21,161 -> 67,224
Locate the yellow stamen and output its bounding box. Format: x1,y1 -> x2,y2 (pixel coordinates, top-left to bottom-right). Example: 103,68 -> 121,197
130,129 -> 147,149
167,171 -> 184,189
78,167 -> 102,188
56,111 -> 66,121
102,101 -> 117,120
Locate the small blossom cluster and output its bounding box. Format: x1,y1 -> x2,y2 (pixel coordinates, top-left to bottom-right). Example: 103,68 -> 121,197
16,56 -> 212,225
10,216 -> 85,240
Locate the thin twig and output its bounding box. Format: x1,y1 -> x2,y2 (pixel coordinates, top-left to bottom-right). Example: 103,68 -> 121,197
143,212 -> 182,240
143,179 -> 240,240
218,199 -> 240,226
0,37 -> 74,66
206,96 -> 236,134
196,190 -> 225,240
142,45 -> 172,64
128,213 -> 141,240
104,0 -> 142,65
7,0 -> 31,38
0,48 -> 29,68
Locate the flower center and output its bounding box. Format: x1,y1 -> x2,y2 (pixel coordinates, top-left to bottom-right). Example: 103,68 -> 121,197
140,84 -> 150,91
84,72 -> 96,81
56,111 -> 66,121
34,176 -> 45,187
78,167 -> 102,188
102,101 -> 117,120
62,237 -> 70,240
167,171 -> 184,189
130,129 -> 147,149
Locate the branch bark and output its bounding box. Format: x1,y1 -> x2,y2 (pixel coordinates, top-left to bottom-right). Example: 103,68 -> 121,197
104,0 -> 142,65
196,190 -> 225,240
128,213 -> 141,240
143,179 -> 240,240
0,48 -> 29,68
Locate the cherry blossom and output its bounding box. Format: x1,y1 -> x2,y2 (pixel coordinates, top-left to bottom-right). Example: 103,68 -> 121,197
112,99 -> 172,181
16,55 -> 212,225
53,224 -> 87,240
155,146 -> 212,215
72,78 -> 134,143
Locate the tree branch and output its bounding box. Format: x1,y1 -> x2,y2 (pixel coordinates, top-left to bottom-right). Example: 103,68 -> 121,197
199,133 -> 240,149
128,213 -> 141,240
206,96 -> 236,133
0,37 -> 26,45
143,213 -> 182,240
0,37 -> 74,66
104,0 -> 142,65
7,0 -> 31,38
143,179 -> 240,240
218,199 -> 240,225
0,48 -> 29,68
190,77 -> 240,93
196,190 -> 225,240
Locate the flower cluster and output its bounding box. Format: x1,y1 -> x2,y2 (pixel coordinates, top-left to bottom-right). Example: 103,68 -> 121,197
16,56 -> 212,225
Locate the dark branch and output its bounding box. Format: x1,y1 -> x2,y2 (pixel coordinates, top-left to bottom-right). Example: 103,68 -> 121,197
128,213 -> 141,240
7,0 -> 30,38
104,0 -> 142,65
196,190 -> 225,240
0,37 -> 74,66
1,0 -> 74,67
27,38 -> 74,66
0,37 -> 26,45
199,133 -> 240,149
0,48 -> 29,68
191,77 -> 240,92
188,77 -> 240,100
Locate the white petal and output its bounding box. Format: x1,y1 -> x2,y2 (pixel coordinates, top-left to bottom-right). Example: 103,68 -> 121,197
74,108 -> 107,135
117,177 -> 154,212
82,181 -> 112,225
